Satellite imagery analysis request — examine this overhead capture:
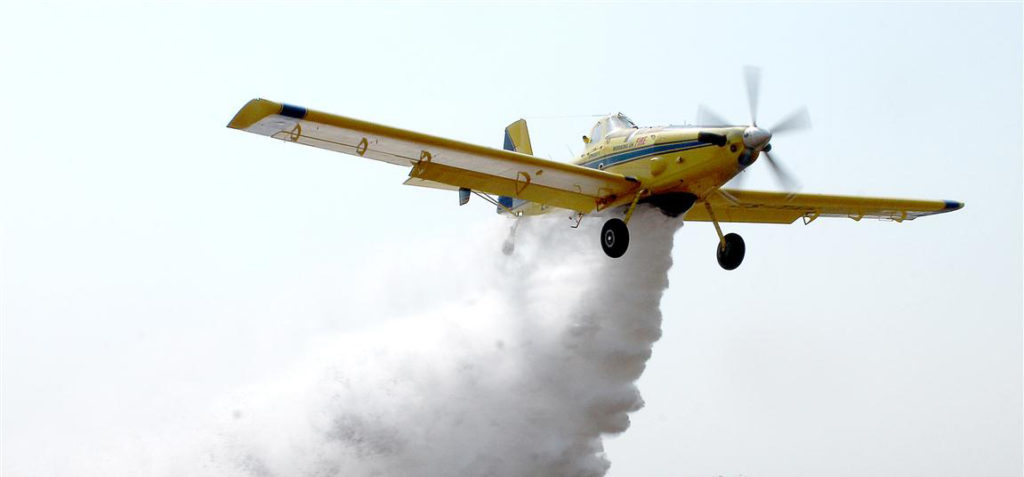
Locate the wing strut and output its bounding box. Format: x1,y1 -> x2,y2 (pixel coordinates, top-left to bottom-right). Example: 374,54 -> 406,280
470,190 -> 521,216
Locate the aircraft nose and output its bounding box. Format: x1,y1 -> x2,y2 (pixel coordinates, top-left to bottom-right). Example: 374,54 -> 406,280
742,126 -> 772,149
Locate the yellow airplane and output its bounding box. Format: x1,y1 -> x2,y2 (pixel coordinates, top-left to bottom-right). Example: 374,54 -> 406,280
227,70 -> 963,270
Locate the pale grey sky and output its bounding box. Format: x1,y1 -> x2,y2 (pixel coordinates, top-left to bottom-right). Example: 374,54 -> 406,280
1,2 -> 1021,477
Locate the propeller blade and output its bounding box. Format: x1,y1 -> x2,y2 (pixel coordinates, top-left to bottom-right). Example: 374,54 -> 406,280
763,151 -> 800,192
770,106 -> 812,135
743,65 -> 761,125
696,104 -> 731,126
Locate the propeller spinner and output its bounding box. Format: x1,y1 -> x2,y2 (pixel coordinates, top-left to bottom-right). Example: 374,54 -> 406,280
742,126 -> 771,149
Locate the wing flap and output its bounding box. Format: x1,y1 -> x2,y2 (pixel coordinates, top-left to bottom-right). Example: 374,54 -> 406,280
228,99 -> 639,212
409,159 -> 601,212
685,189 -> 963,224
402,177 -> 460,192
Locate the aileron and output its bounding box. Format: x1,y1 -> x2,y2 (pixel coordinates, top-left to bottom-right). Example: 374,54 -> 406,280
685,189 -> 964,224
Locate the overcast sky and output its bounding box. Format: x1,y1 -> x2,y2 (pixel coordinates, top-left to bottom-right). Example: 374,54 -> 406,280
1,2 -> 1021,477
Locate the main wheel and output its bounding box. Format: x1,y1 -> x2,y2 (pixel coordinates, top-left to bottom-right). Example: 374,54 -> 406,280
716,233 -> 745,270
601,218 -> 630,258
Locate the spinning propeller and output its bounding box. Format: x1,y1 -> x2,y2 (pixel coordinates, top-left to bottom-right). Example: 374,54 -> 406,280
697,66 -> 811,192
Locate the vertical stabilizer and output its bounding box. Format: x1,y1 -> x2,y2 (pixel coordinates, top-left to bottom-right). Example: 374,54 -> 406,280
502,119 -> 533,155
498,119 -> 532,214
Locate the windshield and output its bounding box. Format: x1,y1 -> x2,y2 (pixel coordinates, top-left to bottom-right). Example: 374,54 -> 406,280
609,114 -> 637,130
589,113 -> 637,145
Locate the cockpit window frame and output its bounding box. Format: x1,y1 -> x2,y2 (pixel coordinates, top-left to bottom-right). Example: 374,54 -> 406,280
609,113 -> 638,130
589,114 -> 638,146
590,120 -> 608,144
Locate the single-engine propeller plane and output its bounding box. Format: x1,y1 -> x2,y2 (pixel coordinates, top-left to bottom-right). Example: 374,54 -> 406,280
228,68 -> 963,270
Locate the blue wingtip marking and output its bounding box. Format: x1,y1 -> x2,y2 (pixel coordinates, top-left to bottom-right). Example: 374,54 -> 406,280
943,200 -> 964,210
280,103 -> 307,119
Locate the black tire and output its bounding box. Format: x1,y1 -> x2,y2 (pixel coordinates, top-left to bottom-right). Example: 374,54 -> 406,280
716,233 -> 745,270
601,218 -> 630,258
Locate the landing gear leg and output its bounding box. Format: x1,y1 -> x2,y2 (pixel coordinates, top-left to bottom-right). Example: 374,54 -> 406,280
600,189 -> 645,258
704,202 -> 745,270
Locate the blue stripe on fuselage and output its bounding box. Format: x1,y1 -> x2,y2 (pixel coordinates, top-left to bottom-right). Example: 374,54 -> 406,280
581,140 -> 708,170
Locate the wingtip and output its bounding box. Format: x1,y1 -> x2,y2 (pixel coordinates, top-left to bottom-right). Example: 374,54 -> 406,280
226,98 -> 283,130
943,200 -> 965,211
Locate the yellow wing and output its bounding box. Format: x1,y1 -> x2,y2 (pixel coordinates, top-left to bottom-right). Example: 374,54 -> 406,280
227,99 -> 639,212
685,189 -> 964,224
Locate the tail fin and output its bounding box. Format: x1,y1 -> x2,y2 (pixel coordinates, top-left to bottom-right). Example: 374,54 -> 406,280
502,119 -> 533,155
498,119 -> 532,214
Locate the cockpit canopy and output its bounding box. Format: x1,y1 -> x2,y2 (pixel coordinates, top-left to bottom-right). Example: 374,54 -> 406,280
588,113 -> 637,147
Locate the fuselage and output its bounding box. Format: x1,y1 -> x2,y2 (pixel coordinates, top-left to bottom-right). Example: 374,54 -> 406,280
574,125 -> 749,200
514,122 -> 754,216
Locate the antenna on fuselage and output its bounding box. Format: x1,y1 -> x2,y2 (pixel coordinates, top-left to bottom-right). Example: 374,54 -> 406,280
522,113 -> 608,120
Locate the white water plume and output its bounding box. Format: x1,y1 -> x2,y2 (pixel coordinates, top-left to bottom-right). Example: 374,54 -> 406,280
118,207 -> 682,477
